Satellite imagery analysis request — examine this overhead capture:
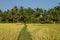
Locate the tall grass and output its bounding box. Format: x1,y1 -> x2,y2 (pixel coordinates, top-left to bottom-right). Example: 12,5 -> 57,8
0,23 -> 24,40
0,23 -> 60,40
27,24 -> 60,40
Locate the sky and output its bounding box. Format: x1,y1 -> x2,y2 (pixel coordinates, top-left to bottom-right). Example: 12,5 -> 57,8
0,0 -> 60,11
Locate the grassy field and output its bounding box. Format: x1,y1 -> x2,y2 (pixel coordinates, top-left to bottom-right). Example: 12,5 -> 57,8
0,23 -> 60,40
0,23 -> 24,40
27,24 -> 60,40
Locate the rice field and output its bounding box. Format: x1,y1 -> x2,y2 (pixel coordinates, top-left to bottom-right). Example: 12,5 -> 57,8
0,23 -> 24,40
27,24 -> 60,40
0,23 -> 60,40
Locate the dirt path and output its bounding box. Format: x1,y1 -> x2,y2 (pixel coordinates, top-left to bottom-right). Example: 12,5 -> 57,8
17,24 -> 32,40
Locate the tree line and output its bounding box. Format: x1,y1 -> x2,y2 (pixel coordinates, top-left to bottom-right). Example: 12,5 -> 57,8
0,5 -> 60,23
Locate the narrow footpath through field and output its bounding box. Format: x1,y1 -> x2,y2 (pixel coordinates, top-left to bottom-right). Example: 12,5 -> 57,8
17,23 -> 32,40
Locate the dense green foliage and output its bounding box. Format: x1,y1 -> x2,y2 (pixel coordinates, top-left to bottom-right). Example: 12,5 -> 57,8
0,5 -> 60,23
